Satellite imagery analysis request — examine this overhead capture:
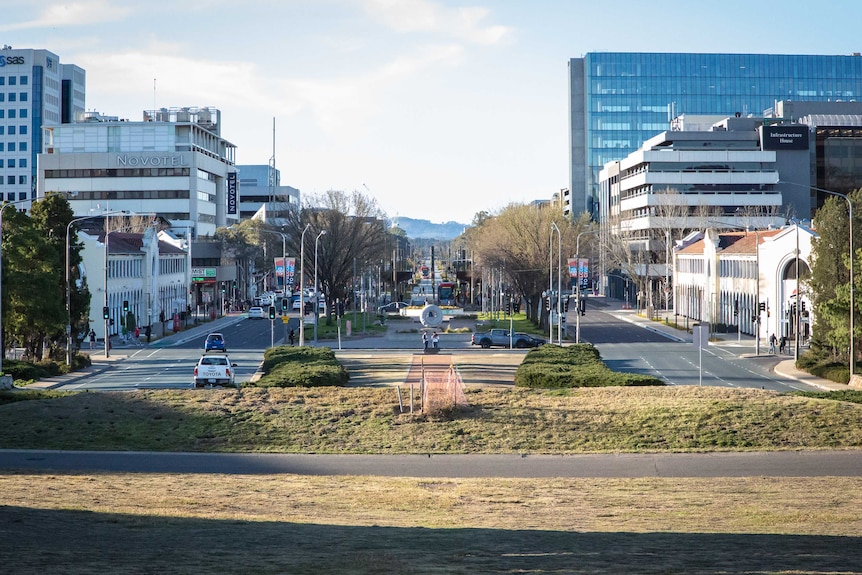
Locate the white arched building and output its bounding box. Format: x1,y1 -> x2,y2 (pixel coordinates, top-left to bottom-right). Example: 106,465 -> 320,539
78,225 -> 188,341
673,223 -> 814,347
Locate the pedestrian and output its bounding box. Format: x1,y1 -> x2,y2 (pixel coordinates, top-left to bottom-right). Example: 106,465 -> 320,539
88,329 -> 96,350
769,333 -> 777,354
289,328 -> 295,346
779,335 -> 787,354
145,324 -> 152,343
134,325 -> 141,346
422,331 -> 429,350
432,332 -> 439,349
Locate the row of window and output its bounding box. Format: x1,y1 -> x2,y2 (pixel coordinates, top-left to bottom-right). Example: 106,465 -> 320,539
4,192 -> 27,201
0,158 -> 27,168
44,167 -> 191,178
0,175 -> 28,185
0,92 -> 28,102
0,141 -> 28,152
0,76 -> 29,86
0,124 -> 28,135
55,190 -> 191,200
0,108 -> 29,118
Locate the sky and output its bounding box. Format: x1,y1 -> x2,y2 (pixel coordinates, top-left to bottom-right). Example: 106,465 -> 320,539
4,0 -> 862,225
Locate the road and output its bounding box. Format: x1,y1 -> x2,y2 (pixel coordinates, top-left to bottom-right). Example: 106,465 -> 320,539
50,299 -> 827,393
1,449 -> 859,477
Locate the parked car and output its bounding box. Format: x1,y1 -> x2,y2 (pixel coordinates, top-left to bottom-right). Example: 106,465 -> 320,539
378,301 -> 409,314
471,328 -> 544,349
193,354 -> 238,388
247,306 -> 266,319
204,332 -> 226,353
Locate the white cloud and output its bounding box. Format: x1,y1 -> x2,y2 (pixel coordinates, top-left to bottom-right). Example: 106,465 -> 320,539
0,0 -> 135,32
362,0 -> 512,45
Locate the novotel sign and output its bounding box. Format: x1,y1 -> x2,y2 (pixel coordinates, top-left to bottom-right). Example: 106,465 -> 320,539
115,154 -> 188,167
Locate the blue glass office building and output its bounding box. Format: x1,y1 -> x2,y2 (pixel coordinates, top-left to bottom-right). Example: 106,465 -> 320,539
569,52 -> 862,217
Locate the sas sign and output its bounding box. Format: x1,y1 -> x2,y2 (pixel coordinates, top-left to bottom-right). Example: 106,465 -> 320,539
0,56 -> 25,67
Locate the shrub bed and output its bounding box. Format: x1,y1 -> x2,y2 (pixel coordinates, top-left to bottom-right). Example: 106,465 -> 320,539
515,344 -> 663,388
254,346 -> 349,388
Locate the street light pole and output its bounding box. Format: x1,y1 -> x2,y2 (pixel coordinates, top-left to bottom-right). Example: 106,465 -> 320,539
551,222 -> 562,344
548,226 -> 554,344
575,229 -> 597,344
298,223 -> 311,346
313,229 -> 327,345
780,181 -> 854,374
65,211 -> 124,365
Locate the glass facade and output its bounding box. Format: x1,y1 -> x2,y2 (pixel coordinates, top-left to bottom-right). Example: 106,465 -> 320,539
572,52 -> 862,216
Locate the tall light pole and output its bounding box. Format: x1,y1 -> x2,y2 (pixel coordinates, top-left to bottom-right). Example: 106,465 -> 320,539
298,223 -> 311,346
65,211 -> 124,365
259,229 -> 288,293
548,225 -> 554,344
780,181 -> 853,374
313,229 -> 327,345
551,222 -> 562,344
575,229 -> 597,344
0,199 -> 30,375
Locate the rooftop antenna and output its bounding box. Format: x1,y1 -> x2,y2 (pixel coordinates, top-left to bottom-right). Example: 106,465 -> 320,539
153,78 -> 156,112
269,117 -> 276,201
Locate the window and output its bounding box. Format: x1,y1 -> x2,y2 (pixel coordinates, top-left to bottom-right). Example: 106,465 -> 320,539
18,125 -> 26,134
19,92 -> 26,102
7,143 -> 14,151
0,160 -> 4,168
19,76 -> 27,85
19,158 -> 26,168
7,159 -> 14,168
0,126 -> 4,135
8,93 -> 15,102
18,175 -> 26,185
0,77 -> 4,85
8,76 -> 15,86
8,109 -> 15,118
18,142 -> 26,151
6,176 -> 14,185
0,110 -> 4,118
0,94 -> 4,102
18,108 -> 25,118
7,126 -> 14,135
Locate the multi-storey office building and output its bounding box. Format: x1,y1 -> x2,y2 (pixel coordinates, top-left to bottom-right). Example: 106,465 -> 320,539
37,106 -> 238,239
0,45 -> 84,206
236,164 -> 300,226
569,52 -> 862,218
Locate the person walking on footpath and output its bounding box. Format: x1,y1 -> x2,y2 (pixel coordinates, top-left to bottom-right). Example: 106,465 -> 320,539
779,335 -> 787,354
134,325 -> 142,346
289,328 -> 295,346
769,333 -> 777,354
422,331 -> 429,350
88,329 -> 96,350
432,332 -> 439,349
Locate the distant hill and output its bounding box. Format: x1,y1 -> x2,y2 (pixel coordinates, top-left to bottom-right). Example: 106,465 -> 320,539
392,217 -> 468,240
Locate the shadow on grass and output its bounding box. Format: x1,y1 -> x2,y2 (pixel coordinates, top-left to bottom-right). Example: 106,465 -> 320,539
1,506 -> 860,574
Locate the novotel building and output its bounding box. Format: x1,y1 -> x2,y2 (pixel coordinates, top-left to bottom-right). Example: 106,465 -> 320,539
37,106 -> 238,238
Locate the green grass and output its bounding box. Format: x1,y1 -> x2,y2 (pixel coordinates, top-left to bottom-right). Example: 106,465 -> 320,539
476,312 -> 546,336
2,386 -> 862,453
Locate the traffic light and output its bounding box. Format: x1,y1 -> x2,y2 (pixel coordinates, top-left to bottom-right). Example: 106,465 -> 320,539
564,298 -> 570,312
122,300 -> 129,312
282,298 -> 289,313
759,302 -> 766,312
268,306 -> 276,320
102,306 -> 110,320
232,280 -> 237,290
221,285 -> 226,294
513,300 -> 520,313
801,301 -> 807,312
337,299 -> 345,317
580,299 -> 586,316
545,296 -> 551,311
505,300 -> 511,315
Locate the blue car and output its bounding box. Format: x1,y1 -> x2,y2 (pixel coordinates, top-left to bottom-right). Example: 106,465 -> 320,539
204,333 -> 226,353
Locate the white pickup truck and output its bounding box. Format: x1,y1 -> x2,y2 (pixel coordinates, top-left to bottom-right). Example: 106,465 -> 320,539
193,354 -> 239,388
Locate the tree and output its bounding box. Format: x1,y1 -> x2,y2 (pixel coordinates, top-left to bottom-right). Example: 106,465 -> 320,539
809,189 -> 862,364
1,208 -> 65,360
281,189 -> 389,323
469,203 -> 591,329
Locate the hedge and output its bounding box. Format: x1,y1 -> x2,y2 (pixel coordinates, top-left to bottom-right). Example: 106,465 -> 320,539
254,346 -> 348,388
515,344 -> 663,388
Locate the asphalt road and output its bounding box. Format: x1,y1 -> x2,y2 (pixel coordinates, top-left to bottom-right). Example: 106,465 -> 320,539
1,449 -> 859,477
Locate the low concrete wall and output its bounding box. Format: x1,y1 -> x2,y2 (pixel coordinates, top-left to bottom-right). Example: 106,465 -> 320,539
0,375 -> 14,390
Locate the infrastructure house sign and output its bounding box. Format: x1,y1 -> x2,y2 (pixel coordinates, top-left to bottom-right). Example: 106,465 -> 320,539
191,267 -> 217,283
761,125 -> 809,151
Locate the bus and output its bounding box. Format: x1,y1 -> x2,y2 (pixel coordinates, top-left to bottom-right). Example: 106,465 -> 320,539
437,282 -> 456,306
420,265 -> 430,278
